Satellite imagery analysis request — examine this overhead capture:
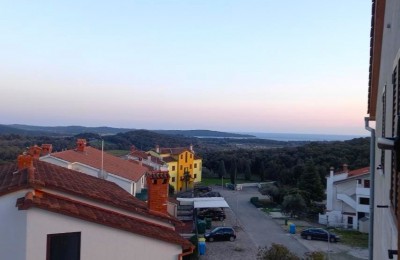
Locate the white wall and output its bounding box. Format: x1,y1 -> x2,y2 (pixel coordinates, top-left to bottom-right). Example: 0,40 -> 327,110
373,0 -> 400,259
0,191 -> 29,260
26,208 -> 182,260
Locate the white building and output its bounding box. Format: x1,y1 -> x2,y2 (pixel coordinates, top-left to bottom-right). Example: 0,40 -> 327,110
0,154 -> 194,260
367,0 -> 400,258
319,166 -> 370,232
38,139 -> 149,196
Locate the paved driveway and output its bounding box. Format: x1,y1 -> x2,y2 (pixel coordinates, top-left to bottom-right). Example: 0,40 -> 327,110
217,185 -> 309,257
202,185 -> 368,260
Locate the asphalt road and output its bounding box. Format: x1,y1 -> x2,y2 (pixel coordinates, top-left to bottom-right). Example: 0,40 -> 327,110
216,185 -> 309,257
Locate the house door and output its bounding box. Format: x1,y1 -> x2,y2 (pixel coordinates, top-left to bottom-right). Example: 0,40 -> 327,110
347,216 -> 353,228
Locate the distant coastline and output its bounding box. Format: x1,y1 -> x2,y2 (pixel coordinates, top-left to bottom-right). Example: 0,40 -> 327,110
236,132 -> 367,142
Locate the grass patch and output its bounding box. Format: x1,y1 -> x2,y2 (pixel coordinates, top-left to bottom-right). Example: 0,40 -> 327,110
332,229 -> 369,248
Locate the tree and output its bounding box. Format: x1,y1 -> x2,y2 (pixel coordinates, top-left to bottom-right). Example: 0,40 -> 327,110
244,160 -> 252,180
218,160 -> 227,178
259,183 -> 279,202
281,193 -> 306,218
168,184 -> 175,196
257,243 -> 300,260
230,160 -> 237,184
298,161 -> 324,204
259,161 -> 266,181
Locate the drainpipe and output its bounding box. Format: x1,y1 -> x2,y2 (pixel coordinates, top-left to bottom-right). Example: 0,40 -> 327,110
365,117 -> 375,260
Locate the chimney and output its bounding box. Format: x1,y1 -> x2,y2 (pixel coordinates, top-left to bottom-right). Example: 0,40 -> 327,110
146,170 -> 170,215
329,166 -> 334,178
41,144 -> 53,155
189,144 -> 193,152
343,164 -> 349,173
28,145 -> 42,159
17,154 -> 33,170
76,139 -> 87,152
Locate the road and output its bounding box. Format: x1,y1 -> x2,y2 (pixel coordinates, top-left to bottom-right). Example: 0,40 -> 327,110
216,185 -> 309,257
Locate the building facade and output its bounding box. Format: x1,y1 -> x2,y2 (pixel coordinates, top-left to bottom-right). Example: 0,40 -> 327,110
319,166 -> 370,232
367,0 -> 400,258
150,145 -> 202,192
0,155 -> 194,260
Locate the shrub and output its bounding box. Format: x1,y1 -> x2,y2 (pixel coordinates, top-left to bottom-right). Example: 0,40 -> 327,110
257,243 -> 300,260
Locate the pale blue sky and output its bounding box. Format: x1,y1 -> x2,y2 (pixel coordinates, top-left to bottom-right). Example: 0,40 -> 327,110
0,1 -> 371,135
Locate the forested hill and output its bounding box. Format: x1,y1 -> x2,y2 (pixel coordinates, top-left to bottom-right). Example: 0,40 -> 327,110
153,130 -> 255,138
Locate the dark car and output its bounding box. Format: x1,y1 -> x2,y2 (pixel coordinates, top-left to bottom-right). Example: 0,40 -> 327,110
300,228 -> 340,242
194,185 -> 212,193
197,208 -> 226,221
204,227 -> 236,242
198,191 -> 221,197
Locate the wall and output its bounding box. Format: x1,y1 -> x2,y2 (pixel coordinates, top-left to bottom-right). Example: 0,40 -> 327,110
374,0 -> 400,259
0,191 -> 28,260
26,208 -> 182,260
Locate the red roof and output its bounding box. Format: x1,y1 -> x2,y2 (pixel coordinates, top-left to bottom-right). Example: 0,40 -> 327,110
348,167 -> 370,177
0,160 -> 181,225
16,191 -> 193,251
51,146 -> 147,182
159,147 -> 189,155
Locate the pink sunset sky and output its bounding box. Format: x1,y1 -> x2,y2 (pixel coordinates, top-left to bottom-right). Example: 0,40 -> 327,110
0,1 -> 371,135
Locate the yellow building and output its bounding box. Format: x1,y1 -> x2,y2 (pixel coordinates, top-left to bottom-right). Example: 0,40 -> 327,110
151,145 -> 202,192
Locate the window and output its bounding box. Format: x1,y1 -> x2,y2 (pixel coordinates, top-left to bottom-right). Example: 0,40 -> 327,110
172,166 -> 176,171
47,232 -> 81,260
190,165 -> 192,169
194,174 -> 197,178
194,163 -> 197,169
185,153 -> 188,163
172,177 -> 175,182
180,155 -> 183,159
392,63 -> 400,215
190,154 -> 192,159
180,165 -> 183,170
359,197 -> 370,205
364,180 -> 370,188
357,179 -> 361,184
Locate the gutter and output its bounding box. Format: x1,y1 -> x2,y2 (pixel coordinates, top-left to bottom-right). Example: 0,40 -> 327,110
365,117 -> 375,260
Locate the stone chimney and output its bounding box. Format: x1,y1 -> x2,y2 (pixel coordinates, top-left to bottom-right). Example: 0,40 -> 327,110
41,144 -> 53,155
343,164 -> 349,173
146,170 -> 170,215
76,139 -> 87,152
155,145 -> 160,153
17,154 -> 33,170
28,145 -> 42,159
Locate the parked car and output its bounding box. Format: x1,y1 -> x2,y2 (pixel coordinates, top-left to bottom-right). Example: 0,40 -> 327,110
204,227 -> 236,242
194,185 -> 212,193
197,208 -> 226,221
198,191 -> 221,197
300,228 -> 340,242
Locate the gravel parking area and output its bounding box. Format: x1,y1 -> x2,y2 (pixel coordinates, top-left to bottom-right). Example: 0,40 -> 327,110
198,207 -> 258,260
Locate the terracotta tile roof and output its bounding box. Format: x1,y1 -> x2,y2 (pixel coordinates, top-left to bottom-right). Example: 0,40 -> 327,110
0,160 -> 181,225
130,150 -> 149,159
16,191 -> 193,251
50,146 -> 147,182
163,156 -> 177,163
159,148 -> 189,155
348,167 -> 370,177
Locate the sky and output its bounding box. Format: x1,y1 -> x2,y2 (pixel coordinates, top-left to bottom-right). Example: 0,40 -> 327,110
0,1 -> 372,135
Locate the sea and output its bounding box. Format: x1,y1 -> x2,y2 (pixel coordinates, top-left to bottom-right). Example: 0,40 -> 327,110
237,132 -> 368,142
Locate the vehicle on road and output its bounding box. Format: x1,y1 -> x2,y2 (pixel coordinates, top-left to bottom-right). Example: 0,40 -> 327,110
300,228 -> 340,242
204,227 -> 236,242
198,191 -> 221,197
197,208 -> 226,221
194,185 -> 212,193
